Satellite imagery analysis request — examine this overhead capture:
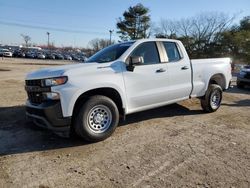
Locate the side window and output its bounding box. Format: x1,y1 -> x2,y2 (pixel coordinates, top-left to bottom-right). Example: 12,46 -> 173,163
163,42 -> 181,62
130,42 -> 160,65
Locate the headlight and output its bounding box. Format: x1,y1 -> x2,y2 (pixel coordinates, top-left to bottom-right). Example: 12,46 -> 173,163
43,76 -> 68,87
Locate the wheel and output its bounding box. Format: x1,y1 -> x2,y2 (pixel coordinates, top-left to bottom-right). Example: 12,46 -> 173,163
201,84 -> 222,113
237,81 -> 244,89
74,95 -> 119,142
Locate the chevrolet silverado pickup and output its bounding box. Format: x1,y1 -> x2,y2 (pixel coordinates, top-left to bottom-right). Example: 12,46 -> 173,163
25,39 -> 232,141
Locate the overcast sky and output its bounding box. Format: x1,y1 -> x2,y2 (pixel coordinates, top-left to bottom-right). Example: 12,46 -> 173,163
0,0 -> 249,47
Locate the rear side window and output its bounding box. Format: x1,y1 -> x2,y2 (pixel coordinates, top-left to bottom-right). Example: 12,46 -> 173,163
163,42 -> 181,62
130,42 -> 160,65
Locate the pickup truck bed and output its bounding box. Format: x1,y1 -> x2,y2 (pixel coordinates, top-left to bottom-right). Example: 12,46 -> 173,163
191,58 -> 232,97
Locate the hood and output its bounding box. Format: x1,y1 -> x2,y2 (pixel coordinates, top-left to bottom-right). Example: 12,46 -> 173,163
25,63 -> 98,80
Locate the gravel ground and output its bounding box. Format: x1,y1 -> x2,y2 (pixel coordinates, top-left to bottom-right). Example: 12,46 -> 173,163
0,58 -> 249,188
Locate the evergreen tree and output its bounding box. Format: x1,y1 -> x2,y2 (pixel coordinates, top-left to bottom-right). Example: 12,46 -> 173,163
219,16 -> 250,64
117,3 -> 150,40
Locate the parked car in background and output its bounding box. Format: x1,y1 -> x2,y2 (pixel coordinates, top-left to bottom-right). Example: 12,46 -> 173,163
36,52 -> 46,59
3,46 -> 89,61
0,48 -> 13,57
237,65 -> 250,88
64,54 -> 72,60
25,51 -> 36,58
79,55 -> 87,62
54,53 -> 64,60
71,54 -> 81,61
70,53 -> 87,62
46,53 -> 56,59
12,50 -> 26,58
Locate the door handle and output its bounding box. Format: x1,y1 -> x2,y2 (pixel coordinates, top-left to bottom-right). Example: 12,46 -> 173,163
181,66 -> 189,70
156,68 -> 166,73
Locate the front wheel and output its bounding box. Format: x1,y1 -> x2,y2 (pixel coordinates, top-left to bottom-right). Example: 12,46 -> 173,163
74,95 -> 119,142
201,84 -> 222,113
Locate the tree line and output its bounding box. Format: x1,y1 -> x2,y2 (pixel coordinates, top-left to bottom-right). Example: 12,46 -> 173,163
115,3 -> 250,64
19,3 -> 250,63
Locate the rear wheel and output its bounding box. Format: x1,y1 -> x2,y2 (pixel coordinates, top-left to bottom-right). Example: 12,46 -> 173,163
201,84 -> 222,113
74,95 -> 119,142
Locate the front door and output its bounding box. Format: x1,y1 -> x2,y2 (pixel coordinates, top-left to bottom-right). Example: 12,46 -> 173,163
123,41 -> 169,113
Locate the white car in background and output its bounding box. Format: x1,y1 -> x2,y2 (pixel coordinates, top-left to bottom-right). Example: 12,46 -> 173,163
0,48 -> 13,57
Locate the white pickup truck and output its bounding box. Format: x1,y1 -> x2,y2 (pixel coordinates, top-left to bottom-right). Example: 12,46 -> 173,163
25,39 -> 232,141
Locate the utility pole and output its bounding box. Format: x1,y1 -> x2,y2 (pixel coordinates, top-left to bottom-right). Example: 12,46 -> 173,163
109,30 -> 114,45
47,32 -> 50,48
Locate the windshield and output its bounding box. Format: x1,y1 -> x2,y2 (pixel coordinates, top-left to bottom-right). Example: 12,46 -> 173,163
87,42 -> 134,63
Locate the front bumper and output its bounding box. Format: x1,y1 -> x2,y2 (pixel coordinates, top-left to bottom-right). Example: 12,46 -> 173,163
26,100 -> 71,133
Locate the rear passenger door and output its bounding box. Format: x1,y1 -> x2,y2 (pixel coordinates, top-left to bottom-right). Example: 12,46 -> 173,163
161,42 -> 192,100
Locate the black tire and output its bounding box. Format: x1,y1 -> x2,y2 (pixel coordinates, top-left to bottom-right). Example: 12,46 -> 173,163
74,95 -> 119,142
237,81 -> 244,89
201,84 -> 222,113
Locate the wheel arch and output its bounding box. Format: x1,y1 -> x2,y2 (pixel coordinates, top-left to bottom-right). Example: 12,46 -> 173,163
72,87 -> 125,122
207,73 -> 226,90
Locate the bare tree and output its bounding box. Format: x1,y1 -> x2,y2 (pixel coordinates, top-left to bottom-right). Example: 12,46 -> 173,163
154,19 -> 178,38
187,13 -> 235,49
177,18 -> 193,37
21,34 -> 31,47
88,38 -> 115,53
88,38 -> 101,52
155,12 -> 236,57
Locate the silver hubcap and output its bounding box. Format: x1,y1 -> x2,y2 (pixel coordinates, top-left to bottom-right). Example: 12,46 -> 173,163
87,105 -> 112,133
210,90 -> 221,109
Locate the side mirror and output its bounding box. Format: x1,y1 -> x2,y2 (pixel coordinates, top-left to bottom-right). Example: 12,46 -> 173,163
127,56 -> 143,72
131,56 -> 143,65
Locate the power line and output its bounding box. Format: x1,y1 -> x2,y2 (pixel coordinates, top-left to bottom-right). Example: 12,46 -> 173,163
0,3 -> 92,21
0,16 -> 109,31
0,3 -> 113,31
0,20 -> 108,35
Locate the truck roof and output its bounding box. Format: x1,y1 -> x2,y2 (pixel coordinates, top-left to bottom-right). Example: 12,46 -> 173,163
125,38 -> 181,44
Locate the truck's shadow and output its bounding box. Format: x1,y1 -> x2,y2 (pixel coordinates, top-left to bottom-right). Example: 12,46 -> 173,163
0,104 -> 202,156
121,104 -> 203,126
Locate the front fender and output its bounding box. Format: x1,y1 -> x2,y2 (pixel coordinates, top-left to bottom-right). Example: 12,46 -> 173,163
56,83 -> 127,117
